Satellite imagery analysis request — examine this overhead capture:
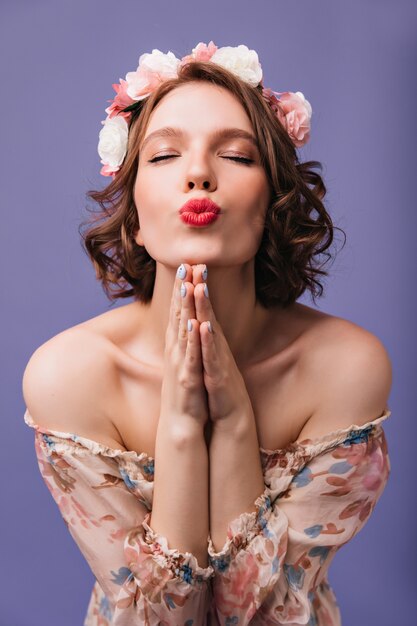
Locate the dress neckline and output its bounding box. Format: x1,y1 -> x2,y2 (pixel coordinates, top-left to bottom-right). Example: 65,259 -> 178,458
24,407 -> 391,464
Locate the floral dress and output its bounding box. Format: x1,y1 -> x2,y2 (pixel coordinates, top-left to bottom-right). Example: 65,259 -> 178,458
24,407 -> 391,625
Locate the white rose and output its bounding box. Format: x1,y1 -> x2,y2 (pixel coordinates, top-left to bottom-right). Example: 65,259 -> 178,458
210,44 -> 262,87
97,115 -> 129,168
138,48 -> 181,76
125,49 -> 181,101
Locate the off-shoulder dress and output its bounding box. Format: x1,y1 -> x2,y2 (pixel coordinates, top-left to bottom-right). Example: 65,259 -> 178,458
24,407 -> 391,625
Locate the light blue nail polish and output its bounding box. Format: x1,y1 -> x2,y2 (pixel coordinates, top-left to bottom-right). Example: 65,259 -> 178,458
187,319 -> 193,332
181,282 -> 186,297
203,283 -> 209,298
177,264 -> 186,279
202,266 -> 208,281
207,321 -> 213,334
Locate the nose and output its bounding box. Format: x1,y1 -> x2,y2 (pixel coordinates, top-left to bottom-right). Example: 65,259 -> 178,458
187,178 -> 212,190
184,152 -> 217,191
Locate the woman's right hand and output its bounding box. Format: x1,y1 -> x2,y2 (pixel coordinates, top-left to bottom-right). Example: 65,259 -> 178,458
159,263 -> 209,435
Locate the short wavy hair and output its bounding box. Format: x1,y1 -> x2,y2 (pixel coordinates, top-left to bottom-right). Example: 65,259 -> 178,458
79,60 -> 345,308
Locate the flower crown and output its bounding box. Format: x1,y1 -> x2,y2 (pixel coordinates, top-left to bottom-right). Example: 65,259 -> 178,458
97,41 -> 313,178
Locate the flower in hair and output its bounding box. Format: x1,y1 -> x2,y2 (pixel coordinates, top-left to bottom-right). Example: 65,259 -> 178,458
261,88 -> 312,147
97,41 -> 313,177
125,49 -> 181,101
206,44 -> 263,87
98,115 -> 129,175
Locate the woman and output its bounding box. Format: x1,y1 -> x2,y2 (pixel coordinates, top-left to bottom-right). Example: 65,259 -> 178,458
23,42 -> 392,625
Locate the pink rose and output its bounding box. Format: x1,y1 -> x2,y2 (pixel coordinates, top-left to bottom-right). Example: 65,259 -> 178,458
105,78 -> 135,119
276,91 -> 312,147
180,40 -> 218,66
100,163 -> 118,177
125,66 -> 165,101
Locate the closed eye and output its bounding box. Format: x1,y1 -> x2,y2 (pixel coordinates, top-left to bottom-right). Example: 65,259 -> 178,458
224,156 -> 253,165
148,155 -> 178,163
148,155 -> 253,165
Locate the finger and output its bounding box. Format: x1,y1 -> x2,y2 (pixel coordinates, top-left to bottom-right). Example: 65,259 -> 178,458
199,318 -> 219,380
194,280 -> 215,329
195,281 -> 220,377
169,263 -> 192,335
185,318 -> 204,376
192,263 -> 208,287
178,279 -> 197,353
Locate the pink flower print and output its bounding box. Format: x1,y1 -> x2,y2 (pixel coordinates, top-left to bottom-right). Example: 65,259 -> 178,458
332,438 -> 372,467
362,445 -> 388,492
339,497 -> 373,523
124,529 -> 173,604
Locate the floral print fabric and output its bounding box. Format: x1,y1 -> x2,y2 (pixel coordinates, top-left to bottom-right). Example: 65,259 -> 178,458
24,407 -> 391,625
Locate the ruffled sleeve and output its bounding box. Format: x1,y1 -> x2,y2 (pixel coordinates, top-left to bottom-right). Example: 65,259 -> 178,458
207,411 -> 391,625
24,410 -> 214,625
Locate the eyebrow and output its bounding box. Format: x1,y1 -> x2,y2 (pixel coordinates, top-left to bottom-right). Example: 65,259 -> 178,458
140,126 -> 259,152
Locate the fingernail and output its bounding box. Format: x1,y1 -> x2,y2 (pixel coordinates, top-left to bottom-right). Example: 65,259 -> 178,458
181,282 -> 186,297
207,321 -> 213,333
187,319 -> 193,332
203,283 -> 209,298
201,266 -> 208,281
177,264 -> 186,279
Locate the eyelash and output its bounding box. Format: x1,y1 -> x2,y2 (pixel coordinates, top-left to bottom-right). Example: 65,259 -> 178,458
148,155 -> 253,165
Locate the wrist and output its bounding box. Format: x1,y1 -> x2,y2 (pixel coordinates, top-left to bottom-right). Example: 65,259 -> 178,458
158,414 -> 207,446
211,409 -> 254,439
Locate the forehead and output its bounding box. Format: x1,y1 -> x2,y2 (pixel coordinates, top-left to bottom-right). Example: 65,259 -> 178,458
141,82 -> 256,146
140,125 -> 259,152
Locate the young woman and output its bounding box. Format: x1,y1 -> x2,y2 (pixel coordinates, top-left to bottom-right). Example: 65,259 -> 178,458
23,42 -> 392,625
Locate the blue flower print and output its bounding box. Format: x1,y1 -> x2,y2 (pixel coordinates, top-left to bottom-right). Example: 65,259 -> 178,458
284,562 -> 306,591
110,566 -> 133,586
308,545 -> 331,565
143,459 -> 154,476
327,461 -> 352,474
304,524 -> 323,538
118,467 -> 138,490
343,425 -> 374,445
99,592 -> 113,620
293,466 -> 313,488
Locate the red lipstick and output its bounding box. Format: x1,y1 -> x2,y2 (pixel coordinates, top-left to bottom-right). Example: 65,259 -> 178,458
179,198 -> 221,227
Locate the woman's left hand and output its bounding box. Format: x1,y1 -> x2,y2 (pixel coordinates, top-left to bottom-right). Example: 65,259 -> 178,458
190,264 -> 254,425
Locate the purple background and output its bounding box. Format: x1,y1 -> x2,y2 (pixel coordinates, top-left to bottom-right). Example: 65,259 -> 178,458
2,1 -> 416,624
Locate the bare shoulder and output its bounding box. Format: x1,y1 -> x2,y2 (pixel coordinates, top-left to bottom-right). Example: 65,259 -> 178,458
22,326 -> 122,447
297,313 -> 393,442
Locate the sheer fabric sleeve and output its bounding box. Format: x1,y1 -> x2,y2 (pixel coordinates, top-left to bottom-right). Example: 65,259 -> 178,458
207,414 -> 391,625
25,412 -> 214,626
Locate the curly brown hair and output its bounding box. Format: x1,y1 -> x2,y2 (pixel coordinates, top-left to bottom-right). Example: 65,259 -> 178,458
79,60 -> 345,308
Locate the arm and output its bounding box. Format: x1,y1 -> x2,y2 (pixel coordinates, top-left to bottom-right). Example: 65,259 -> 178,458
27,418 -> 214,624
208,411 -> 265,552
150,416 -> 210,567
22,333 -> 213,623
206,330 -> 392,623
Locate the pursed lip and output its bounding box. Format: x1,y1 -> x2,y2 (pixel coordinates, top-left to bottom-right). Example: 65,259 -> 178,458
179,198 -> 221,214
